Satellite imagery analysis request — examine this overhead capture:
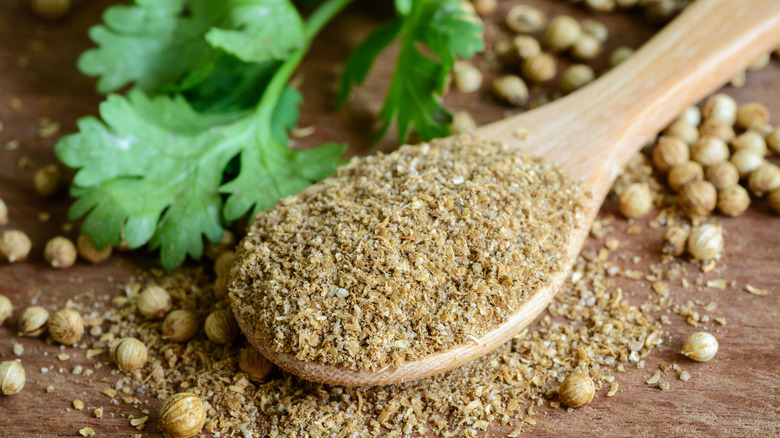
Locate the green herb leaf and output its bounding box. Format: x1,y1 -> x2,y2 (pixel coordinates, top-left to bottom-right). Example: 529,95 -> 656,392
338,19 -> 403,105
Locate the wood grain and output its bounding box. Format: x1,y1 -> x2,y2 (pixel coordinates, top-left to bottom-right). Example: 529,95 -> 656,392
0,0 -> 779,436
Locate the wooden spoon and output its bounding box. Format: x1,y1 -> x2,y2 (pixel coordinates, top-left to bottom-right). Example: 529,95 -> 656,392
235,0 -> 780,386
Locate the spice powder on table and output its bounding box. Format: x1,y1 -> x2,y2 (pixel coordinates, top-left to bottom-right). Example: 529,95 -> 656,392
230,136 -> 586,372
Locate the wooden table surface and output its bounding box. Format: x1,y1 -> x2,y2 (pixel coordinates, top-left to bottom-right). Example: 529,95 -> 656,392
1,1 -> 779,437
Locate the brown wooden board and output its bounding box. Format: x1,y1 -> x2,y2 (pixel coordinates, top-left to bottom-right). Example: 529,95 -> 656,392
1,1 -> 778,436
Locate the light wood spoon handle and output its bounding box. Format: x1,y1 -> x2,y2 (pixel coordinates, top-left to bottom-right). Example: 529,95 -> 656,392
244,0 -> 780,386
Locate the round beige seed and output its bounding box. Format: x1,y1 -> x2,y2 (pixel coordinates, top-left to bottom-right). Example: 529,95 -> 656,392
558,372 -> 595,408
450,111 -> 477,134
618,182 -> 653,219
77,235 -> 113,264
18,306 -> 49,337
0,230 -> 32,263
112,337 -> 148,371
162,310 -> 200,343
609,46 -> 634,67
662,226 -> 689,256
698,119 -> 735,142
561,64 -> 595,93
505,4 -> 546,34
643,0 -> 679,23
512,35 -> 541,59
0,198 -> 7,225
748,162 -> 780,197
687,224 -> 724,260
137,285 -> 172,319
678,105 -> 701,127
48,309 -> 84,345
691,136 -> 729,166
571,34 -> 601,60
491,75 -> 529,106
736,102 -> 770,130
239,347 -> 274,382
44,236 -> 77,269
158,393 -> 206,438
0,295 -> 12,325
663,119 -> 699,145
471,0 -> 497,16
702,93 -> 737,125
749,53 -> 771,70
0,361 -> 25,395
33,164 -> 62,197
768,189 -> 780,214
214,250 -> 236,278
522,52 -> 556,83
204,309 -> 239,345
584,0 -> 615,12
31,0 -> 71,20
679,180 -> 717,217
452,61 -> 483,93
652,136 -> 689,172
667,161 -> 703,193
730,150 -> 765,179
767,127 -> 780,154
681,331 -> 718,362
732,131 -> 767,156
717,185 -> 750,217
581,19 -> 608,42
544,15 -> 581,53
705,162 -> 739,190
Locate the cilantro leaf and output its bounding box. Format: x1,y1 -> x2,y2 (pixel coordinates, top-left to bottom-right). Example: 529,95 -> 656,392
78,0 -> 304,94
56,90 -> 343,269
339,0 -> 483,142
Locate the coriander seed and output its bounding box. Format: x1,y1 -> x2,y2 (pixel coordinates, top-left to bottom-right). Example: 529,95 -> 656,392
663,119 -> 699,145
18,306 -> 49,337
643,0 -> 679,23
768,189 -> 780,214
561,64 -> 595,93
679,105 -> 702,127
491,75 -> 529,106
730,150 -> 764,178
471,0 -> 497,16
584,0 -> 615,12
571,34 -> 601,60
732,131 -> 767,156
0,230 -> 32,263
33,164 -> 62,197
505,5 -> 545,34
736,102 -> 770,130
747,162 -> 780,196
31,0 -> 71,20
581,19 -> 608,42
239,347 -> 274,382
112,337 -> 148,371
0,361 -> 25,395
512,35 -> 541,59
451,111 -> 477,134
679,180 -> 717,217
214,250 -> 235,278
749,52 -> 771,70
558,372 -> 595,408
698,119 -> 735,142
702,93 -> 737,125
44,236 -> 77,269
544,15 -> 581,53
0,197 -> 7,225
77,235 -> 112,264
652,136 -> 689,172
730,70 -> 746,88
609,46 -> 634,67
717,185 -> 750,217
452,61 -> 483,93
691,136 -> 729,166
767,127 -> 780,154
158,393 -> 206,438
687,224 -> 724,260
162,310 -> 199,343
48,309 -> 84,345
667,161 -> 703,193
0,295 -> 12,325
681,331 -> 718,362
204,309 -> 239,345
137,285 -> 172,319
705,162 -> 739,190
618,182 -> 653,219
662,226 -> 689,256
522,52 -> 556,83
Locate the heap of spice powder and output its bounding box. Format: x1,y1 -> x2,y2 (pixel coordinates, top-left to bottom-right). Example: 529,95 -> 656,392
229,136 -> 586,372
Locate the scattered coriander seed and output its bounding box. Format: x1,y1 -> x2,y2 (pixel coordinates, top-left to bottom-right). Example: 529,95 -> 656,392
491,75 -> 529,106
667,161 -> 703,193
214,250 -> 235,278
0,230 -> 32,263
162,310 -> 199,343
679,180 -> 717,217
751,123 -> 774,138
705,162 -> 740,190
571,34 -> 601,60
204,309 -> 239,345
505,4 -> 546,34
451,110 -> 477,134
452,61 -> 483,93
44,236 -> 77,269
618,182 -> 653,219
522,52 -> 556,83
767,127 -> 780,154
18,306 -> 49,337
681,331 -> 718,362
729,70 -> 746,88
730,149 -> 765,178
239,347 -> 274,382
512,35 -> 541,59
679,105 -> 701,126
768,188 -> 780,214
652,136 -> 690,172
747,162 -> 780,196
0,361 -> 25,395
204,229 -> 236,260
584,0 -> 615,12
580,19 -> 608,42
702,93 -> 737,125
493,39 -> 519,65
158,393 -> 207,438
137,285 -> 172,319
663,119 -> 699,145
609,46 -> 634,67
558,372 -> 595,408
732,131 -> 767,156
643,0 -> 680,23
698,119 -> 735,142
662,226 -> 689,256
691,136 -> 729,166
561,64 -> 595,93
717,185 -> 750,217
0,197 -> 7,225
736,102 -> 770,130
48,309 -> 84,345
112,337 -> 148,371
30,0 -> 71,20
76,235 -> 113,264
687,223 -> 724,260
0,295 -> 12,325
544,15 -> 581,53
470,0 -> 497,16
33,164 -> 63,197
748,53 -> 771,70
